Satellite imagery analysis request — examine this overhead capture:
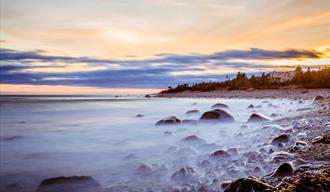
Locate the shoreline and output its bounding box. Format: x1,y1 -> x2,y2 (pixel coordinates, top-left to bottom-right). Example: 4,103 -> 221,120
157,89 -> 330,191
156,88 -> 330,100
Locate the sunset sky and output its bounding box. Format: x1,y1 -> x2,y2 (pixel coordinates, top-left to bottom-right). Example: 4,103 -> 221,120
0,0 -> 329,94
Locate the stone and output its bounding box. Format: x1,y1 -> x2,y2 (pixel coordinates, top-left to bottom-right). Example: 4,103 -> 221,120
200,109 -> 234,122
223,176 -> 273,192
313,95 -> 325,102
272,162 -> 294,177
171,166 -> 196,181
36,176 -> 102,192
185,110 -> 200,114
247,104 -> 254,109
210,149 -> 230,159
247,113 -> 271,122
155,116 -> 181,126
182,119 -> 198,125
136,114 -> 144,117
271,134 -> 291,145
211,103 -> 229,109
136,163 -> 152,174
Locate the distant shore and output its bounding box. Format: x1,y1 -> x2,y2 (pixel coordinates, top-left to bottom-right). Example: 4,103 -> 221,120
157,88 -> 330,100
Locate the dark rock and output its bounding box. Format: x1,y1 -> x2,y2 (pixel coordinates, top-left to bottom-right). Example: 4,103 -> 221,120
313,95 -> 325,102
247,113 -> 271,122
1,136 -> 23,141
272,162 -> 294,177
36,176 -> 102,192
182,135 -> 203,142
136,114 -> 144,118
210,149 -> 230,159
145,94 -> 151,98
182,119 -> 198,125
211,103 -> 229,109
185,110 -> 200,114
297,107 -> 312,111
312,135 -> 330,144
270,113 -> 279,117
223,176 -> 273,192
247,104 -> 254,109
136,163 -> 152,174
271,134 -> 291,145
270,151 -> 294,163
155,116 -> 181,126
200,109 -> 234,122
171,166 -> 196,181
163,131 -> 173,136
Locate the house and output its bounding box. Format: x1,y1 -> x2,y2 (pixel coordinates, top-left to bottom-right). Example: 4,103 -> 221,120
269,71 -> 295,82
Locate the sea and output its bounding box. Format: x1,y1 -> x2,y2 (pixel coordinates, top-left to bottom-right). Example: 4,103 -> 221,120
0,95 -> 316,191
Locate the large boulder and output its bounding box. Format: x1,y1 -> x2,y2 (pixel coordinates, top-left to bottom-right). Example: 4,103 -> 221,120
155,116 -> 181,126
200,109 -> 234,122
247,113 -> 271,122
211,103 -> 229,109
223,176 -> 273,192
36,176 -> 103,192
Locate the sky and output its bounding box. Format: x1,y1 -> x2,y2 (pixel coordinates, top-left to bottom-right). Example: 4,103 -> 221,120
0,0 -> 329,94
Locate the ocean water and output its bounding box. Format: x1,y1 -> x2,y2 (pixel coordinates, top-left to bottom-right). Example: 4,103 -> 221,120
0,96 -> 315,191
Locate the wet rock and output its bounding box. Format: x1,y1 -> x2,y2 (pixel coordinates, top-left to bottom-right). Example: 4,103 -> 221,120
200,109 -> 234,122
270,151 -> 294,163
271,134 -> 291,145
155,116 -> 181,126
210,149 -> 230,160
136,163 -> 152,174
145,94 -> 151,98
211,103 -> 229,109
191,102 -> 197,105
223,176 -> 273,192
313,95 -> 325,102
163,131 -> 173,136
181,135 -> 205,144
36,176 -> 102,192
297,107 -> 312,111
247,113 -> 271,122
312,135 -> 330,144
270,113 -> 279,117
185,110 -> 200,114
247,104 -> 254,109
298,100 -> 304,104
226,148 -> 239,156
182,119 -> 198,125
171,166 -> 196,181
136,114 -> 144,118
292,140 -> 308,150
271,162 -> 294,177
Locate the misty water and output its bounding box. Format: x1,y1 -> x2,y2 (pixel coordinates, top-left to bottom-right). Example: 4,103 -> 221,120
0,96 -> 316,191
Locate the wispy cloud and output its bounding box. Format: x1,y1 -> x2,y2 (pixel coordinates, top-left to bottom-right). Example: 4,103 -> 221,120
0,48 -> 325,88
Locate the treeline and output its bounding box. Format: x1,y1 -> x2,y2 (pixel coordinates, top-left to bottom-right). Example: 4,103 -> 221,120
160,66 -> 330,93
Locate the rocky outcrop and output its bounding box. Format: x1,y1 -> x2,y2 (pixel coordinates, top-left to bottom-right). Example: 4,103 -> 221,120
36,176 -> 103,192
223,176 -> 273,192
200,109 -> 234,122
247,113 -> 271,122
155,116 -> 181,126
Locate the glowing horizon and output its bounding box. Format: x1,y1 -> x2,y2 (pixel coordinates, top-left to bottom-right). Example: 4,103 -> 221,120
0,0 -> 329,94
